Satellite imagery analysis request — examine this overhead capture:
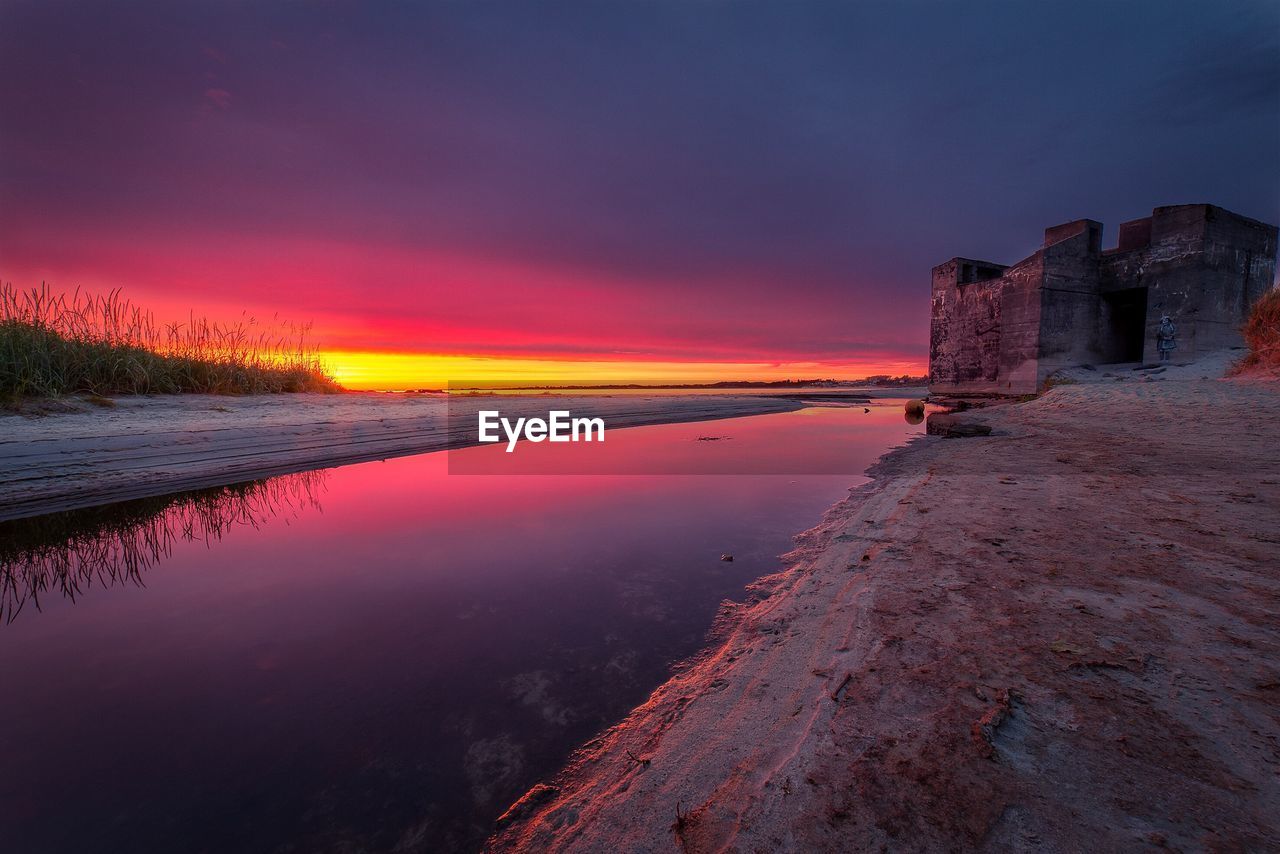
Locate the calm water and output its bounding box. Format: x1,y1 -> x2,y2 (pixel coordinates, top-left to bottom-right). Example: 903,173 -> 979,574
0,404 -> 924,853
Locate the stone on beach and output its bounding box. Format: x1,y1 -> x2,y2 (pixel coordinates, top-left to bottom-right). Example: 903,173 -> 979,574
925,412 -> 992,437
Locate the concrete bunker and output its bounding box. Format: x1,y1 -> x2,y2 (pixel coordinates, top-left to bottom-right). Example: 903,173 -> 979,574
928,204 -> 1278,395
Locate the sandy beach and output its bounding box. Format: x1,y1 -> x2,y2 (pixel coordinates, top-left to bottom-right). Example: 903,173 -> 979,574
489,359 -> 1280,851
0,392 -> 841,522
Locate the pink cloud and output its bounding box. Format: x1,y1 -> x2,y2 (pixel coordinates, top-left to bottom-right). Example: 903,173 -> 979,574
203,88 -> 232,110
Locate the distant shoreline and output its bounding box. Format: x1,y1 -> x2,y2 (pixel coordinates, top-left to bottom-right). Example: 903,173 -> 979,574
438,379 -> 926,392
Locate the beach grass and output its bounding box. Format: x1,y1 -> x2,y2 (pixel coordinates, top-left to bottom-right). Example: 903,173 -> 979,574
1,283 -> 341,400
1236,287 -> 1280,374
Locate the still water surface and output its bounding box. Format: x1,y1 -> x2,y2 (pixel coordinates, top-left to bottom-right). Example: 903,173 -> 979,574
0,404 -> 923,853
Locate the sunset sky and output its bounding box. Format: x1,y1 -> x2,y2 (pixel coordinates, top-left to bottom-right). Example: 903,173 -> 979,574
2,1 -> 1278,388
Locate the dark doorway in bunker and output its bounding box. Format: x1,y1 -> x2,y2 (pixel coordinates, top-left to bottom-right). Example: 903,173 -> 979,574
1105,287 -> 1148,362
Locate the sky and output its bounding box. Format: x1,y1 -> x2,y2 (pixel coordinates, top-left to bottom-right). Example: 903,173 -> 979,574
2,0 -> 1278,388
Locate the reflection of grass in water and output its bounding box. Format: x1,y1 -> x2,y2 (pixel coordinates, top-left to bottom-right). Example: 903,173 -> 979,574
0,470 -> 327,624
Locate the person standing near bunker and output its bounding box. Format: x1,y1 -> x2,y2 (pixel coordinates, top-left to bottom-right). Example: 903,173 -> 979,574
1157,315 -> 1177,362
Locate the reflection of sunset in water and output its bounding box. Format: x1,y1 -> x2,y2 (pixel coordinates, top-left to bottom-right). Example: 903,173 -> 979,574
0,407 -> 922,851
449,401 -> 923,474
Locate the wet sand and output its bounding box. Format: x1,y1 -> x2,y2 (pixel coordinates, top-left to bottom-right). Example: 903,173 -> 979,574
0,392 -> 823,521
489,358 -> 1280,851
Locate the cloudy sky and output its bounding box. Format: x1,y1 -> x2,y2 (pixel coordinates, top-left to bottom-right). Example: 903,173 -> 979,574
2,0 -> 1277,385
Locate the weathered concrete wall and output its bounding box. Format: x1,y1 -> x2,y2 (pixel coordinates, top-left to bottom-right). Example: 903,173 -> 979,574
996,253 -> 1045,394
929,258 -> 1007,393
1043,219 -> 1102,255
929,203 -> 1278,394
1037,224 -> 1104,383
1199,205 -> 1278,353
1101,204 -> 1278,361
1117,217 -> 1152,251
928,223 -> 1097,395
1138,205 -> 1211,361
929,251 -> 1043,396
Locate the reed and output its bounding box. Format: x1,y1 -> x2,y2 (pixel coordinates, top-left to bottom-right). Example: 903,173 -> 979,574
0,282 -> 342,399
1234,288 -> 1280,374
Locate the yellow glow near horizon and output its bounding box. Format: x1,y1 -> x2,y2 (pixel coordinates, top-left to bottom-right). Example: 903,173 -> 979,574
321,350 -> 926,390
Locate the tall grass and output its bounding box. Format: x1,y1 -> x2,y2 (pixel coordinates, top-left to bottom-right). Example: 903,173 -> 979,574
1,283 -> 342,398
1234,287 -> 1280,374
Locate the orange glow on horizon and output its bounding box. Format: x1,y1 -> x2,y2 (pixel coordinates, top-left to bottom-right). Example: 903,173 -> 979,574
321,350 -> 927,390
